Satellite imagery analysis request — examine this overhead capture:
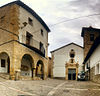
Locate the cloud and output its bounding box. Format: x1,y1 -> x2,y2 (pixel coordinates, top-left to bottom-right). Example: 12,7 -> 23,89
47,0 -> 100,56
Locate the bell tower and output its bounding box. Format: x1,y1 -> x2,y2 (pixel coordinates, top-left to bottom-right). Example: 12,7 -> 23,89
81,26 -> 100,59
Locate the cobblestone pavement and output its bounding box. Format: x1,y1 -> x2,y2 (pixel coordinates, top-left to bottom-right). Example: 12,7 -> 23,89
0,78 -> 100,96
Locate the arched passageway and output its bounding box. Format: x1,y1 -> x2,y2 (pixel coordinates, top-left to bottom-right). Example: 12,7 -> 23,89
0,52 -> 10,73
36,60 -> 44,79
21,54 -> 34,77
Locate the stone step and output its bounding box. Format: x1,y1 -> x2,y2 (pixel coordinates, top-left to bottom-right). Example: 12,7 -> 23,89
34,77 -> 42,80
20,76 -> 32,80
0,73 -> 10,80
20,76 -> 42,80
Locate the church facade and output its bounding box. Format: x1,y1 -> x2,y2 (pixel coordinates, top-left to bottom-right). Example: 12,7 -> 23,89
51,43 -> 83,80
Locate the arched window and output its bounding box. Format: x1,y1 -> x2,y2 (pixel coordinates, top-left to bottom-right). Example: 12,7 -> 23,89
70,49 -> 75,58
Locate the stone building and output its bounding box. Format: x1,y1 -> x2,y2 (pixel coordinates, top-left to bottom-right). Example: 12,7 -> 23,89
48,57 -> 53,78
81,26 -> 100,59
0,1 -> 50,80
81,27 -> 100,83
51,43 -> 83,80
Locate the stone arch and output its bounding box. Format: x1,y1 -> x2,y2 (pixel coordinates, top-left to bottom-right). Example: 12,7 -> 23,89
36,60 -> 44,79
21,54 -> 34,77
0,52 -> 10,73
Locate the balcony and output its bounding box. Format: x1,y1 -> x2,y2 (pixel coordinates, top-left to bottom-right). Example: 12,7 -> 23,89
19,35 -> 45,57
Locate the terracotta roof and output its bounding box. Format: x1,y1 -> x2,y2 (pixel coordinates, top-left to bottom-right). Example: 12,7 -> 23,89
0,0 -> 50,32
81,27 -> 100,37
83,36 -> 100,64
51,42 -> 83,53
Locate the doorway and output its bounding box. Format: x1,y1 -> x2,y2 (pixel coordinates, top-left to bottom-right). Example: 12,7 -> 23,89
0,52 -> 10,73
36,60 -> 44,79
21,54 -> 33,77
7,57 -> 10,73
68,69 -> 76,80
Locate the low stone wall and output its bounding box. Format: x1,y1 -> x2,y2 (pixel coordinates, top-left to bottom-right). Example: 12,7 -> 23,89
85,71 -> 89,81
90,67 -> 100,83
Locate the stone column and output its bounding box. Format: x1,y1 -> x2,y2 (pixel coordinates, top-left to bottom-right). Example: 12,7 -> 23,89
15,69 -> 21,80
76,68 -> 78,80
9,57 -> 15,80
76,63 -> 79,80
65,63 -> 68,80
32,68 -> 36,80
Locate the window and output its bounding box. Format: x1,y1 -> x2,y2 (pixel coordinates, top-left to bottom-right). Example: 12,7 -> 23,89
86,63 -> 88,69
90,34 -> 94,41
95,63 -> 100,75
1,59 -> 6,67
0,16 -> 5,23
95,62 -> 100,75
40,42 -> 45,55
41,29 -> 43,36
28,17 -> 33,26
70,49 -> 75,58
26,32 -> 33,45
86,63 -> 90,69
40,42 -> 43,51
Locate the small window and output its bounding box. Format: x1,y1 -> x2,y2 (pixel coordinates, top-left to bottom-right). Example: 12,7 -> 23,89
1,59 -> 6,67
41,29 -> 43,36
40,42 -> 43,50
86,63 -> 88,69
70,54 -> 74,58
26,32 -> 33,45
70,49 -> 75,58
25,73 -> 27,75
90,34 -> 94,41
95,64 -> 100,75
28,17 -> 33,26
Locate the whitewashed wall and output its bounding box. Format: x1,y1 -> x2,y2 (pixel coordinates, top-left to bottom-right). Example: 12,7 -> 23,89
18,6 -> 48,57
52,44 -> 84,77
85,45 -> 100,74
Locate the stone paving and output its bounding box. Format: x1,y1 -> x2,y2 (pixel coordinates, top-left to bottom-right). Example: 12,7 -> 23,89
0,78 -> 100,96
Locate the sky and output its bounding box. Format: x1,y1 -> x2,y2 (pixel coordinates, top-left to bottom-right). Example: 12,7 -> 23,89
0,0 -> 100,56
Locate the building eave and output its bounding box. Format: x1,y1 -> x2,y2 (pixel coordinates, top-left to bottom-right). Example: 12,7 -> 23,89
19,42 -> 45,58
50,42 -> 83,53
81,27 -> 100,37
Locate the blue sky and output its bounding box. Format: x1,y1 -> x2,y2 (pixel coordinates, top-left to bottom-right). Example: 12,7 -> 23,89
0,0 -> 100,56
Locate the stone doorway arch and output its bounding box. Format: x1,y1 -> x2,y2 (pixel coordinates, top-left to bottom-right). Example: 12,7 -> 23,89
0,52 -> 10,73
21,54 -> 34,77
36,60 -> 44,79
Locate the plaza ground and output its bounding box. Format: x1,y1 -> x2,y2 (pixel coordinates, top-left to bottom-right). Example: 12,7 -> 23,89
0,78 -> 100,96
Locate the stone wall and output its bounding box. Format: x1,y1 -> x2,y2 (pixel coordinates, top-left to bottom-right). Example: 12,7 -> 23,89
19,6 -> 48,58
90,67 -> 100,83
48,57 -> 53,78
0,4 -> 49,80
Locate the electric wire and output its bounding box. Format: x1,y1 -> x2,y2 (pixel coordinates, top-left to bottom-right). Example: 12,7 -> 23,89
49,13 -> 100,27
